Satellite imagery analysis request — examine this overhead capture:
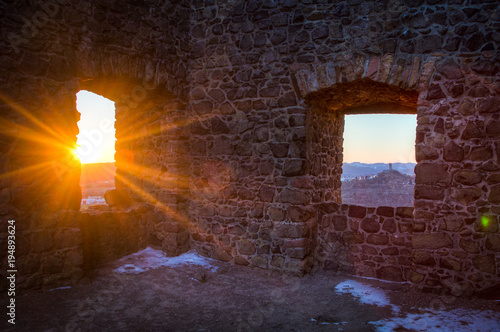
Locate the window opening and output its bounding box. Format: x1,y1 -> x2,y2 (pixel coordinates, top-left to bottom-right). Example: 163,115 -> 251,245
76,90 -> 116,210
341,114 -> 416,207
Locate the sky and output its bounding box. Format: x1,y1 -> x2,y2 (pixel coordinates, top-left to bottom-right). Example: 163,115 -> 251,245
76,90 -> 116,164
75,91 -> 416,164
343,114 -> 417,163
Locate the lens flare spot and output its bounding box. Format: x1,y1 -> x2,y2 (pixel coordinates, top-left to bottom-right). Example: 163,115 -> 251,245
481,215 -> 490,228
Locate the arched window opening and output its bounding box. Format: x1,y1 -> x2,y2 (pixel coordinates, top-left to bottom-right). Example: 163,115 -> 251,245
341,113 -> 417,207
76,90 -> 116,210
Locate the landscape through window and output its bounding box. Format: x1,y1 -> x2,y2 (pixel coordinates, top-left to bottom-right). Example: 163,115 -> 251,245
76,90 -> 117,210
341,114 -> 417,207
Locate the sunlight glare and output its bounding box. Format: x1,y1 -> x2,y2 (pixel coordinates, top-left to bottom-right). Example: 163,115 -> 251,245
76,90 -> 116,164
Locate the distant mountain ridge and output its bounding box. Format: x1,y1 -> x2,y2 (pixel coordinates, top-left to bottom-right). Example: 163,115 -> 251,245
342,162 -> 416,180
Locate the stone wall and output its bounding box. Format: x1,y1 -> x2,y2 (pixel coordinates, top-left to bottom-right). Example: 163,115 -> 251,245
317,204 -> 414,282
0,0 -> 498,293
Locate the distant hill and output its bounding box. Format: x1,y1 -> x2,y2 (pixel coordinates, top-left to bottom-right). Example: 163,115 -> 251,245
342,162 -> 415,180
342,169 -> 415,207
80,162 -> 116,185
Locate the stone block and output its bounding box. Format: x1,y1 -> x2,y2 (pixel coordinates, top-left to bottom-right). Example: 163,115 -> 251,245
279,188 -> 310,205
235,256 -> 249,265
412,251 -> 436,266
455,170 -> 482,186
366,56 -> 380,79
283,159 -> 306,176
283,238 -> 308,249
252,255 -> 268,268
229,226 -> 244,236
360,218 -> 380,233
377,54 -> 393,82
418,58 -> 436,87
408,56 -> 422,88
238,239 -> 256,255
376,266 -> 402,282
315,64 -> 329,88
366,234 -> 388,245
452,187 -> 482,205
331,215 -> 348,231
461,121 -> 486,140
381,247 -> 399,256
440,257 -> 461,271
269,207 -> 286,221
376,206 -> 394,217
416,145 -> 439,161
362,245 -> 378,255
275,223 -> 306,238
287,206 -> 315,223
415,185 -> 444,200
258,186 -> 275,202
287,248 -> 305,259
472,255 -> 496,274
469,145 -> 493,161
382,219 -> 396,233
412,233 -> 452,249
486,235 -> 500,251
477,96 -> 500,114
212,247 -> 232,262
396,207 -> 414,219
415,163 -> 451,186
270,143 -> 289,158
408,271 -> 425,283
488,185 -> 500,203
443,216 -> 463,232
348,205 -> 366,218
104,189 -> 133,208
271,255 -> 285,267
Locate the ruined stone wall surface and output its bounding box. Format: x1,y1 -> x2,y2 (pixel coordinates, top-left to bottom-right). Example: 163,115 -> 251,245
184,0 -> 499,291
317,204 -> 414,282
0,0 -> 192,290
0,0 -> 499,293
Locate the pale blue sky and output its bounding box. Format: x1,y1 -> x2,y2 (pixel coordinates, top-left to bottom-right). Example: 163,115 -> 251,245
343,114 -> 417,163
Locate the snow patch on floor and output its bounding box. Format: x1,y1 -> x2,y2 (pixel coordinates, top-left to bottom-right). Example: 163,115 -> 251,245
335,280 -> 400,313
114,247 -> 218,274
370,308 -> 500,332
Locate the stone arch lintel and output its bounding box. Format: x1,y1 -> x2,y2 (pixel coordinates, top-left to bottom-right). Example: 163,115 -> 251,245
292,54 -> 437,100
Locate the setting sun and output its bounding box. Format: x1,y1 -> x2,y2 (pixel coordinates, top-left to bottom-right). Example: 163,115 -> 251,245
76,90 -> 116,164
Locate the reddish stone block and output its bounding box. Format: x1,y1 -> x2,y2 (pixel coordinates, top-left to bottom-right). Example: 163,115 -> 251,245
412,233 -> 452,249
377,206 -> 394,217
366,234 -> 388,245
366,56 -> 380,79
376,266 -> 403,282
283,238 -> 309,249
348,205 -> 366,218
361,217 -> 380,233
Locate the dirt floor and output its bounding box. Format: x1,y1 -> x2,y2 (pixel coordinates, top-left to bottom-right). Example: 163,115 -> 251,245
2,253 -> 500,332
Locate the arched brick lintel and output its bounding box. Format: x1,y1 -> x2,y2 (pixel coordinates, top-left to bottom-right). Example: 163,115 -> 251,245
292,53 -> 437,101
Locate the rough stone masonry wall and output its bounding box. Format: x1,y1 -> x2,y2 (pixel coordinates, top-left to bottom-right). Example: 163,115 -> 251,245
0,0 -> 499,293
317,204 -> 414,282
0,0 -> 192,290
183,0 -> 499,292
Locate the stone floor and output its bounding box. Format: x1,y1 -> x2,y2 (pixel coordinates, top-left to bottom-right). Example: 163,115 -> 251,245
2,253 -> 500,332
